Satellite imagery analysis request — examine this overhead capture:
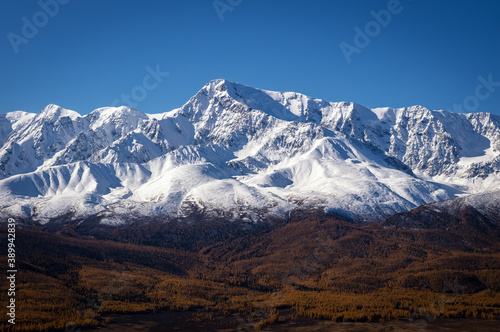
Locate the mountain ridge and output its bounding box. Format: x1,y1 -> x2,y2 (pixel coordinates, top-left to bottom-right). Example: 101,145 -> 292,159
1,79 -> 499,224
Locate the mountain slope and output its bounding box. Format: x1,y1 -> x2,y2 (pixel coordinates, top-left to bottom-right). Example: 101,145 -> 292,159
1,79 -> 499,224
384,190 -> 500,231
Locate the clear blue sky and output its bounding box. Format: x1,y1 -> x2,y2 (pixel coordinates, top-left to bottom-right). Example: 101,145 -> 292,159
1,0 -> 499,115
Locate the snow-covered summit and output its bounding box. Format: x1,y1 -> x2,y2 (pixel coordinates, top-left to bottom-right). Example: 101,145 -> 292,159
1,80 -> 499,224
37,104 -> 82,121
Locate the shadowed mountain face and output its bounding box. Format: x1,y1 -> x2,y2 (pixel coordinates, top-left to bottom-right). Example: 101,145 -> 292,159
1,79 -> 500,224
384,191 -> 500,233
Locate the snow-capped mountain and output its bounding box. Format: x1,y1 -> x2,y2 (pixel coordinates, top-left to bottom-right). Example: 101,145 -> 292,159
1,79 -> 499,224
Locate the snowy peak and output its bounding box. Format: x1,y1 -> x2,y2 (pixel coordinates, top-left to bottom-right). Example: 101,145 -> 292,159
4,111 -> 37,130
192,79 -> 323,122
0,111 -> 36,146
37,104 -> 81,122
1,80 -> 500,224
89,106 -> 148,123
88,106 -> 150,135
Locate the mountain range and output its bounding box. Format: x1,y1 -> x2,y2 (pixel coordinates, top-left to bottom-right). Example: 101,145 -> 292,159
1,79 -> 499,225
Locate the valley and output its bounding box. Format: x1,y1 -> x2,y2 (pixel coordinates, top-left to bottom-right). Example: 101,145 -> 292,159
1,209 -> 499,331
